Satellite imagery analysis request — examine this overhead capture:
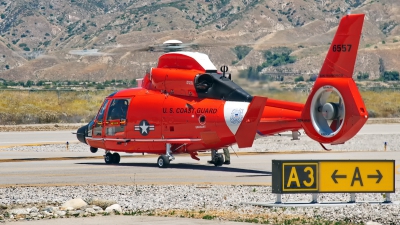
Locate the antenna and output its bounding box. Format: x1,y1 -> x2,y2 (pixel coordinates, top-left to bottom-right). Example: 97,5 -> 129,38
220,65 -> 231,80
220,65 -> 228,77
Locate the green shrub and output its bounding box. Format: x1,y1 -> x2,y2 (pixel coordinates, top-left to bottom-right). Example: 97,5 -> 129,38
232,45 -> 252,60
357,72 -> 369,80
382,71 -> 399,81
294,76 -> 304,82
262,47 -> 296,68
202,215 -> 215,220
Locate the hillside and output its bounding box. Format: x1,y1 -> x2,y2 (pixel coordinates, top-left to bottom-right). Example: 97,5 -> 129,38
0,0 -> 399,82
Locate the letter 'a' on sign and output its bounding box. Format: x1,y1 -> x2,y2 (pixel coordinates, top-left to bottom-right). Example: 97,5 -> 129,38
287,167 -> 300,188
319,161 -> 395,193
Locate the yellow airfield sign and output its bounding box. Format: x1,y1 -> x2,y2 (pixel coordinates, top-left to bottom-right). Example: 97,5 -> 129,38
272,160 -> 395,193
282,163 -> 318,192
319,161 -> 394,192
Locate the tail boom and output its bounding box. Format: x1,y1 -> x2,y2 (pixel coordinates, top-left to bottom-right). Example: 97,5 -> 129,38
257,99 -> 303,136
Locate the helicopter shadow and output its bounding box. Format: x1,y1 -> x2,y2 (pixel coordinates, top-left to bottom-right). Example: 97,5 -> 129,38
77,162 -> 271,176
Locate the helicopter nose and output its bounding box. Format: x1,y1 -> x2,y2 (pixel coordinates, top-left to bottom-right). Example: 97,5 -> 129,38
76,124 -> 88,144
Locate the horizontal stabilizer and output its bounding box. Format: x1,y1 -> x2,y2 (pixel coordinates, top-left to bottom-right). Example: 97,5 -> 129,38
235,96 -> 267,148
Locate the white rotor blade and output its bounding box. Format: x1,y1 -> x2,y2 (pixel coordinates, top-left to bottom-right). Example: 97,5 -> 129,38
319,91 -> 330,107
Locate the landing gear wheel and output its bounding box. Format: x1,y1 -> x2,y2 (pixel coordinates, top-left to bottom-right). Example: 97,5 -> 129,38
112,153 -> 120,164
90,147 -> 98,153
157,155 -> 170,168
105,152 -> 113,164
213,154 -> 224,167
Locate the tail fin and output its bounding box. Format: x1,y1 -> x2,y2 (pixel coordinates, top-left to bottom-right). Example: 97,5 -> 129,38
319,14 -> 364,78
301,14 -> 368,144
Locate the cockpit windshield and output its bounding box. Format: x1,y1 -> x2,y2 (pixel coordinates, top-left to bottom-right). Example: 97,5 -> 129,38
96,99 -> 109,122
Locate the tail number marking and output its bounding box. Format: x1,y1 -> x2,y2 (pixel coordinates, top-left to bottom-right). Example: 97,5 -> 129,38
332,44 -> 352,52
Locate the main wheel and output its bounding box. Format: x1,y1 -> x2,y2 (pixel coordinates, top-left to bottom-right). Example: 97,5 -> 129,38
105,152 -> 114,164
157,155 -> 170,168
213,154 -> 224,167
112,153 -> 120,164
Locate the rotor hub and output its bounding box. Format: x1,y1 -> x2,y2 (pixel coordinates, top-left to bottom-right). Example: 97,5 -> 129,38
322,103 -> 338,120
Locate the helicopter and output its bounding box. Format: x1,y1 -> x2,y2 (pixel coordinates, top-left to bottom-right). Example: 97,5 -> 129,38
76,14 -> 368,168
142,39 -> 200,52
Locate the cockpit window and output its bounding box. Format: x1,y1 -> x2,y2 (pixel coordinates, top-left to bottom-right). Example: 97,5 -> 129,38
96,99 -> 109,122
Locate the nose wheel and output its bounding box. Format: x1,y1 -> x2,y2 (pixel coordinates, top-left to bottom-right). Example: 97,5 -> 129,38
104,152 -> 120,164
213,153 -> 224,167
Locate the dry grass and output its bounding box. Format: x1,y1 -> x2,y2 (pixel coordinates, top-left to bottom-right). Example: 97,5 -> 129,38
361,91 -> 400,117
122,209 -> 356,225
257,90 -> 308,103
0,90 -> 398,125
0,90 -> 108,125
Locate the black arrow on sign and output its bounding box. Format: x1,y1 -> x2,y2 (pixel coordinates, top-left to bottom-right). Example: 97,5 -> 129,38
367,170 -> 383,183
331,170 -> 347,183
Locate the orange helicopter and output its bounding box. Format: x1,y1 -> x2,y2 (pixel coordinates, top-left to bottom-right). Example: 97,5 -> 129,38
76,14 -> 368,168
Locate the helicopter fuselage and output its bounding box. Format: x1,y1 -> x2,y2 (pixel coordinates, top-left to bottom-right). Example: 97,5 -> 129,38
84,85 -> 304,155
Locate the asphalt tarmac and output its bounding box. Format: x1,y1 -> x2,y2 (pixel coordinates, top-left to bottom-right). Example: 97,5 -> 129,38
0,150 -> 398,187
0,130 -> 75,146
0,124 -> 399,187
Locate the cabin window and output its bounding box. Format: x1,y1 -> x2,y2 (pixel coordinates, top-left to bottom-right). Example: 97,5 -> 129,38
105,99 -> 130,136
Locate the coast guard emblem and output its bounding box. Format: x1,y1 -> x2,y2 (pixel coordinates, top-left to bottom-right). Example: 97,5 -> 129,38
230,109 -> 244,125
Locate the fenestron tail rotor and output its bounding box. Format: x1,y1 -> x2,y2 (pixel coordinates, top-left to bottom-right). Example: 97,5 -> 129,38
310,86 -> 345,138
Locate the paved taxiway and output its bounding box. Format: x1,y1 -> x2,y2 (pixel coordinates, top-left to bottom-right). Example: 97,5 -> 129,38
0,123 -> 399,187
0,130 -> 75,146
0,151 -> 399,187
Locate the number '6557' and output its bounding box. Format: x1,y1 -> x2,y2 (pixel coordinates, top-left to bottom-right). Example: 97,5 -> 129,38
332,44 -> 352,52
